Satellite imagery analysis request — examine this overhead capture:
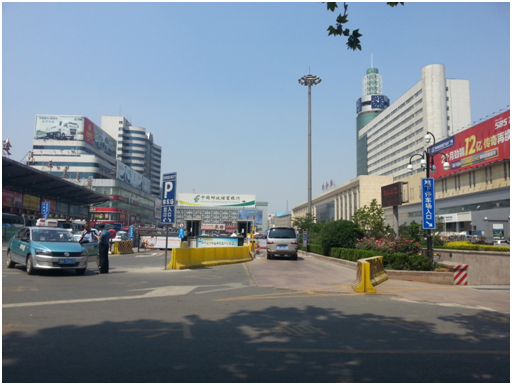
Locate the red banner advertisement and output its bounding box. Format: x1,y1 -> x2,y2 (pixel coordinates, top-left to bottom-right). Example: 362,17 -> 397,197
430,110 -> 510,178
83,117 -> 95,145
2,190 -> 23,207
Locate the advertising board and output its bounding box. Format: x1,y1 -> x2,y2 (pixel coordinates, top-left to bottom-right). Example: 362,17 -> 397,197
33,115 -> 116,158
179,194 -> 256,207
197,237 -> 238,248
381,182 -> 403,208
429,110 -> 510,178
238,210 -> 263,225
117,161 -> 151,194
34,116 -> 84,141
140,236 -> 181,249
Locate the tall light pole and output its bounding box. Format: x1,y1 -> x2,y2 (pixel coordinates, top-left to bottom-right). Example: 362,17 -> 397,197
298,74 -> 321,216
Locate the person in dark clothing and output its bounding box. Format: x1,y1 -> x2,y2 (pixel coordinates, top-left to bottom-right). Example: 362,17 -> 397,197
97,223 -> 110,274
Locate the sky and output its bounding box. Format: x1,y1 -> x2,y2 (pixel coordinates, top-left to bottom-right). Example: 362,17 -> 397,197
2,2 -> 510,215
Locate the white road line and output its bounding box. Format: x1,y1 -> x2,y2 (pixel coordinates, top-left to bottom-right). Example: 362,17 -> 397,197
3,283 -> 247,308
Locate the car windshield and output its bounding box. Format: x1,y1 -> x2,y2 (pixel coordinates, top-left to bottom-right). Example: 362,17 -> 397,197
31,229 -> 76,242
268,229 -> 297,239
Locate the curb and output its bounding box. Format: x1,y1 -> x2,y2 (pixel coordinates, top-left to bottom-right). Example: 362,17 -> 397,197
300,250 -> 455,285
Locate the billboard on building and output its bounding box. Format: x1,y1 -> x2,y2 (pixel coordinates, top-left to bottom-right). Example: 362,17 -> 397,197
117,161 -> 151,194
429,110 -> 510,178
35,115 -> 85,141
34,115 -> 116,158
178,194 -> 256,207
238,209 -> 263,225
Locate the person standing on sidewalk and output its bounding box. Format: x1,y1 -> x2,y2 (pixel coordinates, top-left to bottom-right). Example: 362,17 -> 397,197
97,223 -> 110,274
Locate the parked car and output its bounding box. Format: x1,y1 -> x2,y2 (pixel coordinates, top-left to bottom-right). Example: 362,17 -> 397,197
266,227 -> 298,260
112,231 -> 129,242
493,239 -> 509,246
6,223 -> 89,275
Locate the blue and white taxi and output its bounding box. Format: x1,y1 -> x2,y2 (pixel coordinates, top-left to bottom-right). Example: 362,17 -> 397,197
7,219 -> 89,275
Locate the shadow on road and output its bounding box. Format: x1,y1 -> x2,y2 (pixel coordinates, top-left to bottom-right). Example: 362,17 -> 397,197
3,305 -> 509,382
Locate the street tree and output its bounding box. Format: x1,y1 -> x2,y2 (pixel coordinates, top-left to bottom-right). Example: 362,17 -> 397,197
292,213 -> 317,234
326,2 -> 404,50
352,198 -> 386,238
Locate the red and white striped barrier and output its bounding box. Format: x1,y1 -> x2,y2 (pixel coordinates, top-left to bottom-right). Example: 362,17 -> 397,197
453,264 -> 469,285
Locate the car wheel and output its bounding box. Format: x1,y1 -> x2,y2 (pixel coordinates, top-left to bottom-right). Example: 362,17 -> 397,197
76,268 -> 86,275
6,251 -> 15,268
266,254 -> 272,260
26,255 -> 36,275
292,254 -> 298,260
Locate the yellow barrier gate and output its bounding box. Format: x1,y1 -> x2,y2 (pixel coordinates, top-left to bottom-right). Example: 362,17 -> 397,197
112,240 -> 134,254
351,256 -> 388,293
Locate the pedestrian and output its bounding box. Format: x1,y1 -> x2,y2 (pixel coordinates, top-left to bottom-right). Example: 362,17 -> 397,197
78,223 -> 99,244
97,223 -> 110,274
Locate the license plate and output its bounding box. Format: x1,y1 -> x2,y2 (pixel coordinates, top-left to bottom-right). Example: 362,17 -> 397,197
59,258 -> 75,265
277,246 -> 287,250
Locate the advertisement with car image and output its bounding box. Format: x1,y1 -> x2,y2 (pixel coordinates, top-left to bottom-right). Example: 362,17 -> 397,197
34,115 -> 84,141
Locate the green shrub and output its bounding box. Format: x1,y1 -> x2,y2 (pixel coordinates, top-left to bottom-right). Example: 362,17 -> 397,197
326,247 -> 434,271
320,220 -> 363,255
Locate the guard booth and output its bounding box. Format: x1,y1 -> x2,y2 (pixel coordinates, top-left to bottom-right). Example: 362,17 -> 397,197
186,219 -> 202,248
237,220 -> 253,246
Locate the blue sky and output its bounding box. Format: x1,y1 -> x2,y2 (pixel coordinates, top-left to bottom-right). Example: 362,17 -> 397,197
2,2 -> 510,214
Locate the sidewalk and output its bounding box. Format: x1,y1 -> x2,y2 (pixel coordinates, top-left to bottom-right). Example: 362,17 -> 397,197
247,252 -> 510,314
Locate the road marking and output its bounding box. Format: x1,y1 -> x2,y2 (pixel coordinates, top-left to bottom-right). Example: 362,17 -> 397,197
258,347 -> 510,355
2,283 -> 248,308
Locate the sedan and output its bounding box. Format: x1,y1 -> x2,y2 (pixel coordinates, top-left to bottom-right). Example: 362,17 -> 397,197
7,227 -> 89,275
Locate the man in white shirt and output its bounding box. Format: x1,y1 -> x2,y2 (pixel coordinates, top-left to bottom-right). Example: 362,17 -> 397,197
79,223 -> 99,243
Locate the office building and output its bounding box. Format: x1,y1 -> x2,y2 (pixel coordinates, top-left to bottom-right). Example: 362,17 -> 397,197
101,116 -> 162,197
29,115 -> 158,227
175,193 -> 268,234
357,64 -> 471,179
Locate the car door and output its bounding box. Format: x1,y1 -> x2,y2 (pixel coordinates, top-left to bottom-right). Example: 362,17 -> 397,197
11,228 -> 29,263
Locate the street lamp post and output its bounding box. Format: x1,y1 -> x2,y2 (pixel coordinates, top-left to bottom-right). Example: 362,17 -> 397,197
298,74 -> 321,216
407,131 -> 450,260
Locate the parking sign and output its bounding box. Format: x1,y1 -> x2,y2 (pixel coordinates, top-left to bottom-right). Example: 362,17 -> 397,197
421,178 -> 436,230
161,173 -> 177,224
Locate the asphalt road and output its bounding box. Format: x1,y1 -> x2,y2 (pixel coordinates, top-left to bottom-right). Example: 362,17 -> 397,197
2,250 -> 510,383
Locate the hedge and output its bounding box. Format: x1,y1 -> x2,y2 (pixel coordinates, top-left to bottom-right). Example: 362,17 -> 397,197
301,244 -> 435,271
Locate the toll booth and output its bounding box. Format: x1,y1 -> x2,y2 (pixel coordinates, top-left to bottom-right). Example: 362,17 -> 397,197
237,220 -> 252,237
186,220 -> 202,248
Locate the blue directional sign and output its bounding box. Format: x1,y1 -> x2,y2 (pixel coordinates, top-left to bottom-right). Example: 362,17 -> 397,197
41,202 -> 50,219
421,178 -> 436,230
161,173 -> 177,224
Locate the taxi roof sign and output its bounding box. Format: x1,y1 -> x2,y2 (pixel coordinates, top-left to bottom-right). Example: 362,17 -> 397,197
36,218 -> 58,227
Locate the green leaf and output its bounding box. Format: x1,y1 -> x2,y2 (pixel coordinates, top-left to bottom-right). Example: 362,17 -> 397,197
326,2 -> 338,12
336,14 -> 348,24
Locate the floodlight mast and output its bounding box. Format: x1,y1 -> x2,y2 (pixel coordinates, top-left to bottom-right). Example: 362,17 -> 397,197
298,74 -> 321,216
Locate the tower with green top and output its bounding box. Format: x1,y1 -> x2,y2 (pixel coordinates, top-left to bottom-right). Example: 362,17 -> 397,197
356,58 -> 389,175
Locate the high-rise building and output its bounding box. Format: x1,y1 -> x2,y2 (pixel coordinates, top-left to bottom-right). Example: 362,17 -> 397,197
31,115 -> 118,180
29,115 -> 159,227
357,64 -> 471,179
101,116 -> 162,197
